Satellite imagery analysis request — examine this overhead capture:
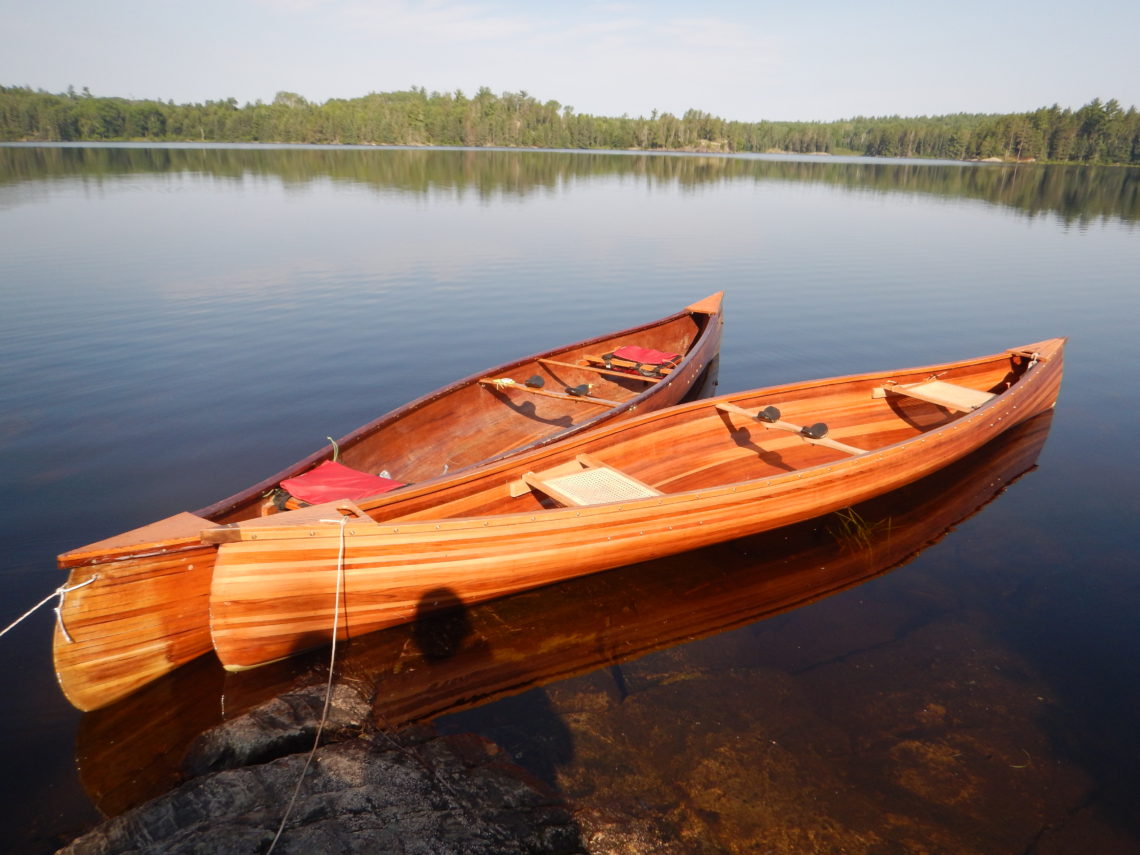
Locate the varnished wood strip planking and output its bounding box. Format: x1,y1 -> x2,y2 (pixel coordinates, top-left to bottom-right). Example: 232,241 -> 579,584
54,548 -> 214,711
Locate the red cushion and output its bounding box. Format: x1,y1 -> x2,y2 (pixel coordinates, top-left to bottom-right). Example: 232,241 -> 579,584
612,345 -> 681,365
280,460 -> 404,504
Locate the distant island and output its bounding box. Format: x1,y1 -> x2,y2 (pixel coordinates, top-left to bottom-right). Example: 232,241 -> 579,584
1,85 -> 1136,165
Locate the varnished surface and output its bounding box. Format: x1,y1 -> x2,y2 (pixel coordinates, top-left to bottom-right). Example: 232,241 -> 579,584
54,539 -> 216,711
58,512 -> 214,568
53,293 -> 723,711
210,339 -> 1065,669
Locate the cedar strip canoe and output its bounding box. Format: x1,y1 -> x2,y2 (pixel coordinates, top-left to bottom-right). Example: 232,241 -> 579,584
76,411 -> 1051,818
207,337 -> 1065,670
53,293 -> 724,711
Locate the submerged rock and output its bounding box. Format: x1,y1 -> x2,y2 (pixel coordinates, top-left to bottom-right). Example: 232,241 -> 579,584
60,684 -> 585,855
182,683 -> 372,777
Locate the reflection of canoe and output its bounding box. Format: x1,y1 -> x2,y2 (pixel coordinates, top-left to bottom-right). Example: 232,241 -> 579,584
208,338 -> 1064,670
76,411 -> 1054,818
53,293 -> 724,712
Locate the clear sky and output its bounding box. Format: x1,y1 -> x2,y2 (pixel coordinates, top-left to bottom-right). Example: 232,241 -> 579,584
2,0 -> 1137,122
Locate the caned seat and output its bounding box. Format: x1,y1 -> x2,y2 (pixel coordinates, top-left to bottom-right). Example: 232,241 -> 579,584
516,454 -> 662,506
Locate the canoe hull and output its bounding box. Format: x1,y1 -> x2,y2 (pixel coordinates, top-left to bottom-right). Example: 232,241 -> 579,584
210,338 -> 1064,669
54,545 -> 215,711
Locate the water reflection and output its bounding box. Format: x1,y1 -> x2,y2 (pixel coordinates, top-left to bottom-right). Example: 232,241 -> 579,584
2,144 -> 1136,225
75,412 -> 1052,819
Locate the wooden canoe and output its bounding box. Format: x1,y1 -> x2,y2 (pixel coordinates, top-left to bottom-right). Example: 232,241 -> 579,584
207,337 -> 1065,670
53,293 -> 724,711
76,411 -> 1052,818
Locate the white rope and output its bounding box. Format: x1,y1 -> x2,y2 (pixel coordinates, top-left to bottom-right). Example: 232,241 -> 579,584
0,575 -> 98,642
266,516 -> 349,854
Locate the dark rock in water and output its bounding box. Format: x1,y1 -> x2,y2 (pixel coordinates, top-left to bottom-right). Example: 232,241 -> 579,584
60,684 -> 585,855
183,683 -> 372,777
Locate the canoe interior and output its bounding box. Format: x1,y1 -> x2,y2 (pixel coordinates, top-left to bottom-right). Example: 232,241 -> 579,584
334,310 -> 708,483
363,346 -> 1044,524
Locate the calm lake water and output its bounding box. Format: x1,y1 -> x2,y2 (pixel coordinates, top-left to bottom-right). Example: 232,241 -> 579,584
1,144 -> 1137,853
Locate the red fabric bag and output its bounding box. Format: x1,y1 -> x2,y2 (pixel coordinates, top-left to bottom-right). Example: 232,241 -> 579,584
280,460 -> 403,504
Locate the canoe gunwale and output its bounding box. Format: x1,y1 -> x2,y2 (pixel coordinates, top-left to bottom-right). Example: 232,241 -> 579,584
58,537 -> 206,570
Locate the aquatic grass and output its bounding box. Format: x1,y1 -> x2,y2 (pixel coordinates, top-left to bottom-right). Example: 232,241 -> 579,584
828,507 -> 893,561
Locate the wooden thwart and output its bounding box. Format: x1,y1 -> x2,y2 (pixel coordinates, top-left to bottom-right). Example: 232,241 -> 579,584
715,402 -> 865,456
479,377 -> 620,406
513,453 -> 662,506
538,357 -> 661,384
583,354 -> 675,376
874,379 -> 995,413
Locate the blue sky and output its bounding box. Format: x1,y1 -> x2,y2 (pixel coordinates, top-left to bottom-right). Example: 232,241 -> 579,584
2,0 -> 1137,121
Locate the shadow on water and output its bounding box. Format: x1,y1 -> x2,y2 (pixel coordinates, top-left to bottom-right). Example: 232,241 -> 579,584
72,413 -> 1058,848
435,687 -> 576,790
411,587 -> 575,789
412,586 -> 480,663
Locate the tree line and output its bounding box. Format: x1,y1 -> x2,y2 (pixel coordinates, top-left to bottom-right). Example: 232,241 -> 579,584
2,85 -> 1137,165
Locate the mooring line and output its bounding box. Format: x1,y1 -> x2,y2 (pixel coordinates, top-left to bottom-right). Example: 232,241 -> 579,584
266,516 -> 348,854
0,575 -> 98,642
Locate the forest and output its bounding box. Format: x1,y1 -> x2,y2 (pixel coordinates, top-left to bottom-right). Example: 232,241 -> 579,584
1,85 -> 1137,165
